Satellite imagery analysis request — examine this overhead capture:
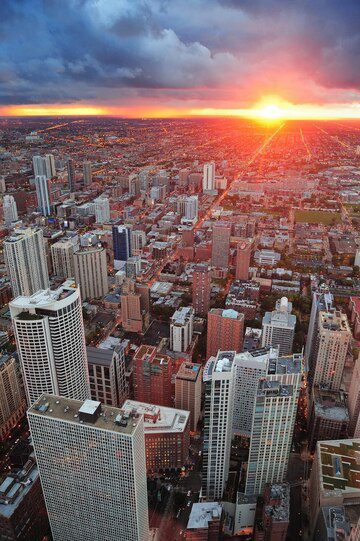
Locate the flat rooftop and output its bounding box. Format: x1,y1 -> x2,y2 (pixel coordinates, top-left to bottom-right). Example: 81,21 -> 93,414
122,400 -> 189,434
10,280 -> 77,309
0,454 -> 39,519
187,502 -> 222,530
319,310 -> 350,333
314,389 -> 349,422
171,306 -> 194,325
318,439 -> 360,493
28,394 -> 140,436
176,362 -> 201,382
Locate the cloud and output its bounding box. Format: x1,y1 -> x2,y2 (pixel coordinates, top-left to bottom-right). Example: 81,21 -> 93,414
0,0 -> 359,108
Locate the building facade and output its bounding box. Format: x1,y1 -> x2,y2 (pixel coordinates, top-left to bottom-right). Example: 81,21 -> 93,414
74,246 -> 108,300
261,297 -> 296,356
175,362 -> 202,431
192,264 -> 211,316
207,308 -> 244,359
87,345 -> 127,407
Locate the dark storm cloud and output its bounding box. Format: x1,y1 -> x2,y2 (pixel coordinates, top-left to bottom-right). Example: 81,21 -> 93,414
0,0 -> 359,106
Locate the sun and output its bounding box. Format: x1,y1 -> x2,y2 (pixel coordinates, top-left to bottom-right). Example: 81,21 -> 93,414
257,103 -> 284,120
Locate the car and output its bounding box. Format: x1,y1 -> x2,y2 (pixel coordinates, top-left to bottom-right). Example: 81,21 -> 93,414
187,501 -> 191,507
187,490 -> 191,496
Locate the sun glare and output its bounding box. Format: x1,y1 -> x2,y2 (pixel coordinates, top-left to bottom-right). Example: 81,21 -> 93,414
257,104 -> 284,120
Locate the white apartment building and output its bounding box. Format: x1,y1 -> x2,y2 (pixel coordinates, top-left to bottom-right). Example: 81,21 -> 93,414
28,394 -> 149,541
32,154 -> 55,179
4,227 -> 49,297
170,306 -> 194,353
3,194 -> 18,226
51,237 -> 78,279
10,280 -> 90,405
312,310 -> 351,391
305,285 -> 333,371
245,353 -> 302,495
261,297 -> 296,355
74,247 -> 108,300
202,351 -> 236,501
35,174 -> 51,216
203,161 -> 216,191
94,195 -> 110,223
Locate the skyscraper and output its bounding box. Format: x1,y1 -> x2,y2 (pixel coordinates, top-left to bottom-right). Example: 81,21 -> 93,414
203,161 -> 215,192
113,224 -> 132,270
10,281 -> 90,405
28,394 -> 149,541
4,227 -> 49,297
192,264 -> 211,316
83,160 -> 92,185
305,285 -> 333,371
311,310 -> 351,391
348,353 -> 360,437
87,345 -> 127,407
0,353 -> 26,440
202,351 -> 236,501
74,246 -> 108,300
94,195 -> 110,223
35,174 -> 51,215
170,306 -> 194,353
67,158 -> 75,192
245,353 -> 302,495
175,362 -> 202,431
3,194 -> 18,226
121,280 -> 149,333
211,222 -> 231,268
207,308 -> 244,359
261,297 -> 296,356
235,240 -> 252,281
51,237 -> 77,279
32,154 -> 55,179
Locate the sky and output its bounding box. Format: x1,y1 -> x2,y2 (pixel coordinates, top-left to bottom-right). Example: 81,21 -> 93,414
1,0 -> 360,117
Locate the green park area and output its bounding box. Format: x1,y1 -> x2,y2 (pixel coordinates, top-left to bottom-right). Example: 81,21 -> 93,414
294,210 -> 341,225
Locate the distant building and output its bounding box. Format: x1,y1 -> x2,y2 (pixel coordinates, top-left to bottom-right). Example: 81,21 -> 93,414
175,362 -> 202,431
67,158 -> 75,191
347,353 -> 360,437
28,395 -> 149,541
211,222 -> 231,269
202,351 -> 236,501
170,306 -> 194,353
185,502 -> 223,541
203,161 -> 216,192
254,249 -> 281,266
261,297 -> 296,356
94,196 -> 110,224
35,174 -> 51,216
121,280 -> 149,333
3,195 -> 18,226
192,264 -> 211,316
349,297 -> 360,340
112,224 -> 132,269
87,345 -> 127,407
4,227 -> 49,297
207,308 -> 244,359
83,161 -> 92,185
0,353 -> 26,440
74,246 -> 108,300
32,154 -> 55,179
236,240 -> 252,281
308,388 -> 349,452
122,400 -> 190,473
51,238 -> 78,279
133,345 -> 174,407
0,453 -> 49,541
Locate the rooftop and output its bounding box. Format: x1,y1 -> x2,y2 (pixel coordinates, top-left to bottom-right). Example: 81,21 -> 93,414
314,388 -> 349,422
122,400 -> 189,434
10,280 -> 77,311
264,483 -> 290,523
319,310 -> 350,333
171,306 -> 194,326
318,439 -> 360,494
28,394 -> 140,436
176,362 -> 202,382
0,454 -> 39,519
187,502 -> 222,530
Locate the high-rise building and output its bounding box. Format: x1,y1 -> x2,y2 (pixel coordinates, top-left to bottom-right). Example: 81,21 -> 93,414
94,196 -> 110,223
74,246 -> 108,300
87,345 -> 127,407
308,388 -> 349,452
35,174 -> 51,216
0,452 -> 49,541
348,353 -> 360,437
177,195 -> 199,221
121,400 -> 190,473
311,310 -> 351,391
211,222 -> 231,268
305,285 -> 333,371
232,347 -> 277,436
261,297 -> 296,356
32,154 -> 55,179
121,280 -> 149,333
131,230 -> 147,254
235,240 -> 252,281
309,439 -> 360,539
245,353 -> 302,495
83,161 -> 92,185
202,351 -> 236,501
133,345 -> 174,407
67,158 -> 75,192
170,306 -> 194,353
126,256 -> 141,278
192,264 -> 211,316
207,308 -> 244,359
0,353 -> 26,440
3,195 -> 18,226
10,281 -> 90,405
175,362 -> 202,431
28,394 -> 149,541
113,224 -> 132,269
51,237 -> 78,278
203,161 -> 216,192
4,227 -> 49,297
